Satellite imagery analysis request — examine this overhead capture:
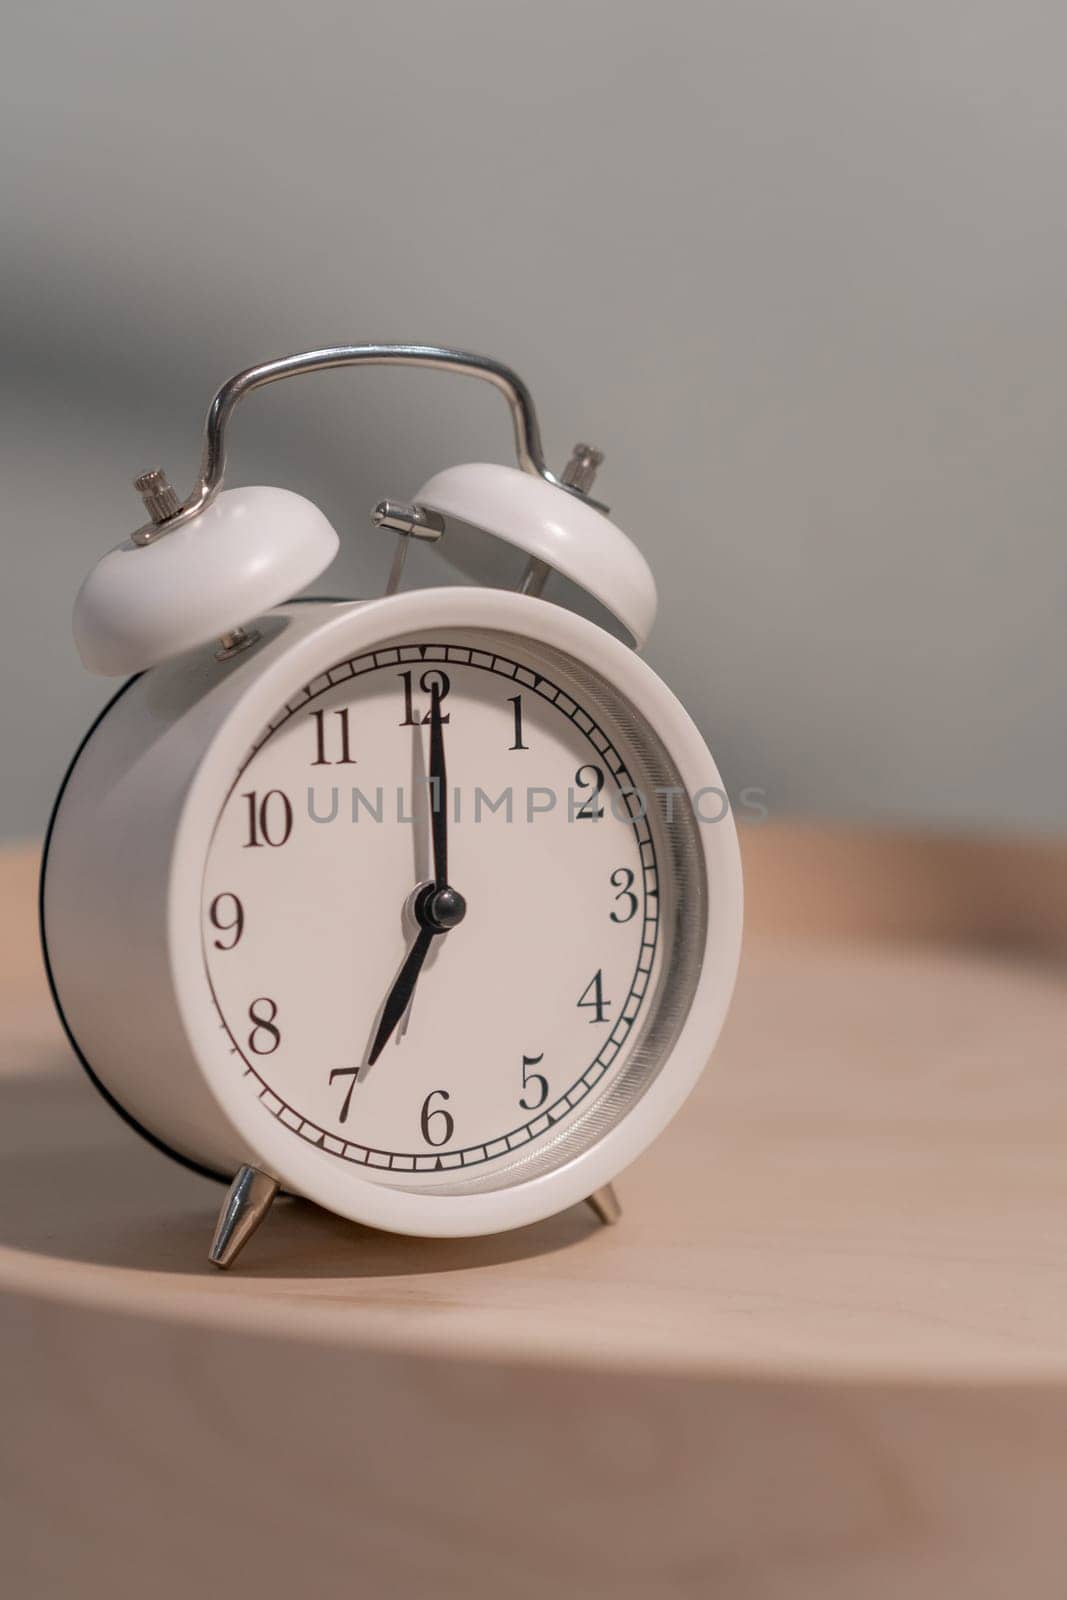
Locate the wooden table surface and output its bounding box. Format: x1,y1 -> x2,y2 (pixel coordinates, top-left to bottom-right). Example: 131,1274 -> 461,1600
4,826 -> 1067,1598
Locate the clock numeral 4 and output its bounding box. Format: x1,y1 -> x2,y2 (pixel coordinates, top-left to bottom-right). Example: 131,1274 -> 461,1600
573,764 -> 605,820
247,997 -> 281,1055
242,789 -> 293,848
609,867 -> 638,924
399,669 -> 451,726
519,1051 -> 548,1111
209,892 -> 244,950
577,969 -> 611,1024
310,706 -> 356,766
420,1089 -> 454,1147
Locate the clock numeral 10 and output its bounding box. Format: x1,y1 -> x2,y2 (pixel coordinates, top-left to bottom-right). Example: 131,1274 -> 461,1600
519,1051 -> 548,1111
577,969 -> 611,1023
310,706 -> 356,765
242,789 -> 293,848
209,892 -> 244,950
420,1089 -> 454,1147
247,997 -> 281,1055
399,669 -> 451,726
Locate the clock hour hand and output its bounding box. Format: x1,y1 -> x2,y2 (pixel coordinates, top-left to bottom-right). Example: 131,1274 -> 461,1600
367,880 -> 468,1065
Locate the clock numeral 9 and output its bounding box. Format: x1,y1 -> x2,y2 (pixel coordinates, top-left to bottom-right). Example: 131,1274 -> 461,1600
420,1088 -> 454,1147
247,997 -> 281,1055
399,669 -> 451,726
310,706 -> 356,766
519,1051 -> 548,1111
577,969 -> 611,1023
609,867 -> 638,924
242,789 -> 293,848
209,892 -> 244,950
574,764 -> 605,820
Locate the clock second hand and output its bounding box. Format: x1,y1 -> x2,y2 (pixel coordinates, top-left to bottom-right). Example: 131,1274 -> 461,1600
367,683 -> 466,1066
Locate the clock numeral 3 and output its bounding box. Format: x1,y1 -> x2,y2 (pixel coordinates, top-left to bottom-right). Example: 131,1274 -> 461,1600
247,997 -> 281,1055
507,693 -> 529,751
399,669 -> 451,726
577,969 -> 611,1023
242,789 -> 293,848
519,1051 -> 548,1111
609,867 -> 638,924
420,1088 -> 454,1147
209,892 -> 244,950
310,706 -> 356,765
574,764 -> 605,820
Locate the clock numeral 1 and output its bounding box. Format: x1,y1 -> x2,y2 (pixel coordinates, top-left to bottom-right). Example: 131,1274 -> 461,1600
519,1051 -> 548,1111
574,764 -> 605,820
310,706 -> 356,765
209,892 -> 244,950
329,1066 -> 360,1123
399,669 -> 451,726
420,1088 -> 454,1147
609,867 -> 638,924
507,694 -> 529,751
577,969 -> 611,1024
242,789 -> 293,848
247,997 -> 281,1055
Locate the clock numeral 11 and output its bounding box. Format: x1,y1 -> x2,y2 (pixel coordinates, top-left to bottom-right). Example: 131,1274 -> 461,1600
310,706 -> 356,765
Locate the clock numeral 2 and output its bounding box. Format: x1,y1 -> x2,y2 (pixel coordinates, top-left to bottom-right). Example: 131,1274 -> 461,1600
507,694 -> 529,751
247,997 -> 281,1055
519,1052 -> 548,1111
577,969 -> 611,1024
610,867 -> 638,924
242,789 -> 293,848
420,1089 -> 454,1147
209,892 -> 244,950
399,669 -> 451,726
574,764 -> 605,820
310,706 -> 356,765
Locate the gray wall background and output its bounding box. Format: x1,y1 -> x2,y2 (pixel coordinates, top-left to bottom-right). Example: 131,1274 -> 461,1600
4,0 -> 1066,840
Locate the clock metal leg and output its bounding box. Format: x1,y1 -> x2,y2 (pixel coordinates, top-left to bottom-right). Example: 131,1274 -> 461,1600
586,1183 -> 622,1226
209,1165 -> 279,1269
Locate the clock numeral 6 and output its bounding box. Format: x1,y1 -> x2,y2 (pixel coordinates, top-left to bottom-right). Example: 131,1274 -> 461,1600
577,969 -> 611,1024
247,997 -> 281,1055
209,892 -> 245,950
573,764 -> 605,820
519,1051 -> 548,1111
420,1088 -> 454,1147
242,789 -> 293,848
399,669 -> 451,727
609,867 -> 638,924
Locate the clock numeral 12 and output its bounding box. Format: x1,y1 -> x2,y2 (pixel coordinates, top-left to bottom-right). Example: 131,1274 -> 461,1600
242,789 -> 293,848
399,669 -> 451,726
310,706 -> 356,765
577,969 -> 611,1023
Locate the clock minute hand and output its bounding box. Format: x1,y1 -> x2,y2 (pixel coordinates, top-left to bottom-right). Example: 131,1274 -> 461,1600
428,681 -> 448,888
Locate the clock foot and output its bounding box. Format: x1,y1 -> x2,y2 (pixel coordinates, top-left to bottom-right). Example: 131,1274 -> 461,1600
208,1165 -> 279,1269
586,1183 -> 622,1226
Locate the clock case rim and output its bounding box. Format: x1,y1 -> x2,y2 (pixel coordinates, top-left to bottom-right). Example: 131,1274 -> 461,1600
41,591 -> 743,1235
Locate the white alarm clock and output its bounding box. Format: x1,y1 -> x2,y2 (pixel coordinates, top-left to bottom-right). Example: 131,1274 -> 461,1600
41,345 -> 742,1268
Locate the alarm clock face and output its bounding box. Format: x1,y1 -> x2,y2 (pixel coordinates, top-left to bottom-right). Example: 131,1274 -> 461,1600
199,625 -> 712,1197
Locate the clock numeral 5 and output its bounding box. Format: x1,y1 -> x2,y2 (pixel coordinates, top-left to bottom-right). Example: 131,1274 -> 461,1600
420,1088 -> 454,1147
577,969 -> 611,1023
574,764 -> 605,820
242,789 -> 293,848
209,892 -> 244,950
609,867 -> 638,924
310,706 -> 356,765
247,997 -> 281,1055
519,1051 -> 548,1111
399,669 -> 451,726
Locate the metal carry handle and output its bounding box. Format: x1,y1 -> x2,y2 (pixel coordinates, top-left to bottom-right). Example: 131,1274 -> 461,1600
131,344 -> 565,546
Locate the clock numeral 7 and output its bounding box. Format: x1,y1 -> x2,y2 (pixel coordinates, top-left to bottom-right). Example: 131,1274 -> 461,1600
242,789 -> 293,848
329,1066 -> 360,1123
577,969 -> 611,1024
519,1051 -> 548,1111
208,892 -> 244,949
399,669 -> 451,726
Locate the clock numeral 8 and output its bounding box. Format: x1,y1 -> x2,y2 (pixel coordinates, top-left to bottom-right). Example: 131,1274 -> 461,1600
420,1088 -> 454,1147
247,997 -> 281,1055
209,892 -> 244,949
